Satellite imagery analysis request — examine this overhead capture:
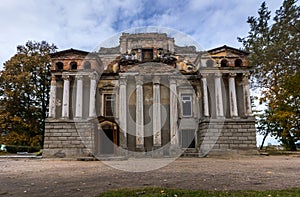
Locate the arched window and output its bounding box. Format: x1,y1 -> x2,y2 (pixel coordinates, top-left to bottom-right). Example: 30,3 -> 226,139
206,59 -> 214,67
70,61 -> 77,70
234,59 -> 243,67
56,62 -> 63,70
83,61 -> 91,69
220,59 -> 228,67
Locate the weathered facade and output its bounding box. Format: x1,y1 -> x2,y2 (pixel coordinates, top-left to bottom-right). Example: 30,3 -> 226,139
43,32 -> 256,158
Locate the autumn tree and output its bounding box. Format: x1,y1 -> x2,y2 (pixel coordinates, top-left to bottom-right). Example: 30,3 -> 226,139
0,41 -> 57,147
239,0 -> 300,150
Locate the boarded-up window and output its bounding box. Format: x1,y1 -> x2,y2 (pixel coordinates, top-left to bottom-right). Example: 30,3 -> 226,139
182,95 -> 192,117
104,94 -> 114,117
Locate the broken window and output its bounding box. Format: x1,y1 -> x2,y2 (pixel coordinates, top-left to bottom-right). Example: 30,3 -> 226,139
56,62 -> 63,70
221,59 -> 228,67
234,59 -> 243,67
70,61 -> 77,70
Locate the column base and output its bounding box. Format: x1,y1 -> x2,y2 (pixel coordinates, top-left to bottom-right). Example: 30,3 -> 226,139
74,117 -> 84,121
87,116 -> 97,121
135,145 -> 145,152
216,116 -> 225,120
231,116 -> 240,120
60,117 -> 69,121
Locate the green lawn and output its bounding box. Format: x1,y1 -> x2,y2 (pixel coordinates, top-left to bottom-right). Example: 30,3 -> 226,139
99,188 -> 300,197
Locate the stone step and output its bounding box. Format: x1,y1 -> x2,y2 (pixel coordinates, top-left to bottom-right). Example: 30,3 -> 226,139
76,157 -> 98,161
180,153 -> 200,157
77,155 -> 128,161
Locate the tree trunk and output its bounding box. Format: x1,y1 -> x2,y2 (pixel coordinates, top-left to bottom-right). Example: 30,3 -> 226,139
260,133 -> 268,150
283,133 -> 297,151
287,136 -> 297,151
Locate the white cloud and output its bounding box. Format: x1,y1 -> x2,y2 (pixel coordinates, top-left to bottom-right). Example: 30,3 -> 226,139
0,0 -> 285,69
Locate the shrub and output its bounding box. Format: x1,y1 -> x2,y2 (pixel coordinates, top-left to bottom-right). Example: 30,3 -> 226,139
5,145 -> 40,153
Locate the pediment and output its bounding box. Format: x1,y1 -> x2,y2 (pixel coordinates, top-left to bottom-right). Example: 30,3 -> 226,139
50,48 -> 89,59
208,45 -> 249,58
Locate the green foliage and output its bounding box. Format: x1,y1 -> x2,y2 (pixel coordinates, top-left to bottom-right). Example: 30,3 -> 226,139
239,0 -> 300,150
0,41 -> 57,147
99,187 -> 300,197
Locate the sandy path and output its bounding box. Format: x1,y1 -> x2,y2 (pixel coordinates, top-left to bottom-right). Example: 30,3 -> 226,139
0,155 -> 299,196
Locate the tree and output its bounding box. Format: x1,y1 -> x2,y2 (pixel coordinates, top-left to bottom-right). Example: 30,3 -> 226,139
238,0 -> 300,150
0,41 -> 57,147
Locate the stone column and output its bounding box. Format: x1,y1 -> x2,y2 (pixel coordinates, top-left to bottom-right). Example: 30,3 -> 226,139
229,73 -> 238,117
169,78 -> 178,145
119,76 -> 127,147
62,75 -> 70,119
201,73 -> 209,117
89,73 -> 98,118
75,75 -> 83,118
243,72 -> 252,116
135,75 -> 144,148
215,73 -> 224,118
153,76 -> 161,146
48,75 -> 57,118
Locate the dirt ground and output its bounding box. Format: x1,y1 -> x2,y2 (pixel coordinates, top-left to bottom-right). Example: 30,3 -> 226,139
0,155 -> 300,197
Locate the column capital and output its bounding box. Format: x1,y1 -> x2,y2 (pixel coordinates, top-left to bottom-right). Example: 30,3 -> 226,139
215,72 -> 222,78
153,76 -> 160,84
51,74 -> 56,81
89,72 -> 99,80
243,72 -> 251,79
135,75 -> 143,85
201,73 -> 209,78
169,77 -> 177,85
119,76 -> 128,85
62,74 -> 70,80
75,75 -> 84,80
229,72 -> 237,78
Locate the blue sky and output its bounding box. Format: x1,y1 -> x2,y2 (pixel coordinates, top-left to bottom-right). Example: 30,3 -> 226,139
0,0 -> 288,146
0,0 -> 284,68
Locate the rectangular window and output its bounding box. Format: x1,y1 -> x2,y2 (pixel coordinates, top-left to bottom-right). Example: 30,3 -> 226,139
142,49 -> 153,62
104,94 -> 115,117
182,95 -> 192,117
180,130 -> 195,148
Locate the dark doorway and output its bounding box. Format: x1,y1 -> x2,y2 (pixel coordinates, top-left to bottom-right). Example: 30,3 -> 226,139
180,130 -> 195,148
100,129 -> 114,154
142,49 -> 153,62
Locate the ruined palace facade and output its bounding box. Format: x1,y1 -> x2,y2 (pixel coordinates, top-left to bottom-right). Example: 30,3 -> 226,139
43,33 -> 256,158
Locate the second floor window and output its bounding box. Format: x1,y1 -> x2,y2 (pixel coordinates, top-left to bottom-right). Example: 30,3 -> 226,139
104,94 -> 115,117
182,95 -> 192,117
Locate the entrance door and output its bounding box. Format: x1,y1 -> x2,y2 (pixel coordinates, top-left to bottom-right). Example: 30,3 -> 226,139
180,130 -> 196,148
100,129 -> 114,154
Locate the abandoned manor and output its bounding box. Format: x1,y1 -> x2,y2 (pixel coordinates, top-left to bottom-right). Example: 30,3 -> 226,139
43,32 -> 256,158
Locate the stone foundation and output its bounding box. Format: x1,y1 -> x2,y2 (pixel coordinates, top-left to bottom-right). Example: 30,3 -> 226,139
198,117 -> 257,156
43,119 -> 97,158
43,117 -> 257,158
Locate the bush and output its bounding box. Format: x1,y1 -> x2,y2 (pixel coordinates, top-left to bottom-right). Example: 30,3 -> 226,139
5,145 -> 40,153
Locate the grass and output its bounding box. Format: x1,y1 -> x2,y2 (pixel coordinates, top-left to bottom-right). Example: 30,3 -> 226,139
99,188 -> 300,197
0,151 -> 10,156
